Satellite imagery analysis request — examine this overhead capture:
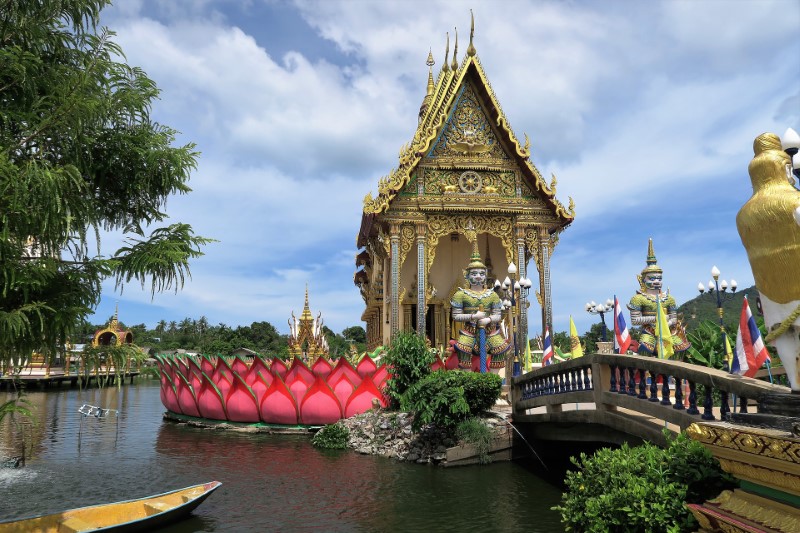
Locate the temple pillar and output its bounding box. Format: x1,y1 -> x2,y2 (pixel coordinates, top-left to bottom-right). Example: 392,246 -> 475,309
516,225 -> 528,361
416,222 -> 427,337
538,227 -> 552,338
390,223 -> 400,337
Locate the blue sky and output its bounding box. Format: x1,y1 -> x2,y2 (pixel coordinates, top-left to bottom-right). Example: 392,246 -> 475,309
90,0 -> 800,339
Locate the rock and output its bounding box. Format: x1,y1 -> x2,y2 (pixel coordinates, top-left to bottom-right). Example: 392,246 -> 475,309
406,453 -> 419,462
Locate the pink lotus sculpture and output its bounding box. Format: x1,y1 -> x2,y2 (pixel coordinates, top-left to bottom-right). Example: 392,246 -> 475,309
155,352 -> 458,426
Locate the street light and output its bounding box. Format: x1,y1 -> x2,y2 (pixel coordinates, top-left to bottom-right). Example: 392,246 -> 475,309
779,127 -> 800,185
585,298 -> 614,342
698,266 -> 737,369
494,262 -> 532,377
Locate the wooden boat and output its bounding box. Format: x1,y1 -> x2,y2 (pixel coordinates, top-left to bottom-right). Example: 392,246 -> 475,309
0,480 -> 221,532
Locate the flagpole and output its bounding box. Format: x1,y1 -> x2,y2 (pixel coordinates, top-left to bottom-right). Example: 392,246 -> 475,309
766,358 -> 774,384
656,293 -> 665,359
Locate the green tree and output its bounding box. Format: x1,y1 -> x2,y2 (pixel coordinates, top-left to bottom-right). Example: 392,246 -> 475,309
0,1 -> 212,367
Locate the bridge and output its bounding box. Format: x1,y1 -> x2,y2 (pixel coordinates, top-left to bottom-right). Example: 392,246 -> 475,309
510,354 -> 792,447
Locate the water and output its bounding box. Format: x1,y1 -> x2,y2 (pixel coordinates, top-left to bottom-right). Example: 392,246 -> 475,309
1,381 -> 563,532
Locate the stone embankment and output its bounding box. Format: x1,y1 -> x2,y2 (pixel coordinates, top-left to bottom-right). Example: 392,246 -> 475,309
339,409 -> 512,465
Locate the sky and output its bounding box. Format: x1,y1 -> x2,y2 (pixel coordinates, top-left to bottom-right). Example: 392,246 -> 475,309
89,0 -> 800,339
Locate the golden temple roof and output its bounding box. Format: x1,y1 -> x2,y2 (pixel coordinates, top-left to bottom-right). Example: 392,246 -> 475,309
361,13 -> 575,228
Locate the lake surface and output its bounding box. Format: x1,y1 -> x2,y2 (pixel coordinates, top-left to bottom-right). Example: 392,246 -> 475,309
1,380 -> 563,532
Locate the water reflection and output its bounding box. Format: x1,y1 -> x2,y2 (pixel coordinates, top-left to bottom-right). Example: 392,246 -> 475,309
1,382 -> 563,532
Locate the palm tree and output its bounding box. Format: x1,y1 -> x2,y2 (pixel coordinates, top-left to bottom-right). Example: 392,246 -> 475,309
198,316 -> 209,353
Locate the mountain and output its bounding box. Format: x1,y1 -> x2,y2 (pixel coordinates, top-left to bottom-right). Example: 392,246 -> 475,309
676,285 -> 760,332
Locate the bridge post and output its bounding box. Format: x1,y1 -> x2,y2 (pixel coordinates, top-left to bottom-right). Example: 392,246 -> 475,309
592,359 -> 615,414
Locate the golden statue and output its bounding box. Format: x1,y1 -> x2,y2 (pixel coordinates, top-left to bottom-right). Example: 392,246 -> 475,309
736,132 -> 800,391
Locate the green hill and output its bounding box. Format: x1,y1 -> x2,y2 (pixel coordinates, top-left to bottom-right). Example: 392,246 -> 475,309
676,285 -> 759,332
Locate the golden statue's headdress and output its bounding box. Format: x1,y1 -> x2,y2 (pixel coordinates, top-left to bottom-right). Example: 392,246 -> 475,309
464,240 -> 486,278
638,238 -> 662,290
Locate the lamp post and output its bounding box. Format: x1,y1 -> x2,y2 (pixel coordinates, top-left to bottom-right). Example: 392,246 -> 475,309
585,298 -> 614,342
494,262 -> 532,377
697,266 -> 737,369
779,127 -> 800,185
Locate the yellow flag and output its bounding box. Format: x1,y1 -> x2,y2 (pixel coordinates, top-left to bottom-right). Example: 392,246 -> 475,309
524,337 -> 532,372
569,316 -> 584,358
724,334 -> 733,369
654,297 -> 674,359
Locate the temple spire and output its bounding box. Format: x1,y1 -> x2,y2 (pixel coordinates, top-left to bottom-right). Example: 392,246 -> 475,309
467,10 -> 476,57
426,49 -> 435,94
301,283 -> 313,320
442,32 -> 450,73
419,49 -> 435,120
451,27 -> 459,71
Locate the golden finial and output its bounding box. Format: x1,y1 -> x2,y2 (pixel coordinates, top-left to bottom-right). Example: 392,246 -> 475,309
451,27 -> 459,71
467,10 -> 476,57
550,173 -> 557,194
646,238 -> 656,266
425,49 -> 435,96
464,219 -> 477,243
568,196 -> 575,214
443,32 -> 450,73
523,133 -> 530,153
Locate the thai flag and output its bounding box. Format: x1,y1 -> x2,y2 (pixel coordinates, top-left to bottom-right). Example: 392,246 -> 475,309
542,327 -> 554,366
733,296 -> 770,377
614,295 -> 631,354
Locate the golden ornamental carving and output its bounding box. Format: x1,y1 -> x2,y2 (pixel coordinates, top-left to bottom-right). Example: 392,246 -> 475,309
711,490 -> 800,532
718,458 -> 800,495
687,422 -> 800,497
430,82 -> 509,162
425,214 -> 514,274
378,227 -> 390,257
423,169 -> 517,197
525,228 -> 541,267
398,224 -> 416,268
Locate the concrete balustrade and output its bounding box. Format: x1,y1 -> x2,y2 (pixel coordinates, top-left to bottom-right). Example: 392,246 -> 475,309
511,354 -> 790,447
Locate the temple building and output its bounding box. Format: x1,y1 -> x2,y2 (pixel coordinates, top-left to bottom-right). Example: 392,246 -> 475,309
92,306 -> 133,347
354,16 -> 574,352
287,286 -> 329,363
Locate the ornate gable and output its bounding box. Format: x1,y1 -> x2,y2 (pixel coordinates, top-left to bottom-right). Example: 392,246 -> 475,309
359,19 -> 575,252
429,81 -> 511,163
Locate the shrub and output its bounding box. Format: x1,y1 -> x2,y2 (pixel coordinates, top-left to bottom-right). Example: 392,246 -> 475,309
554,431 -> 736,532
312,422 -> 350,449
400,370 -> 502,431
382,332 -> 435,408
456,417 -> 494,464
460,372 -> 503,416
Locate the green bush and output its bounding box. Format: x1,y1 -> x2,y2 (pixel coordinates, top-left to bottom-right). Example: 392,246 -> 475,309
456,417 -> 494,464
554,432 -> 736,532
400,370 -> 502,431
382,332 -> 435,408
460,372 -> 503,415
312,422 -> 350,449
